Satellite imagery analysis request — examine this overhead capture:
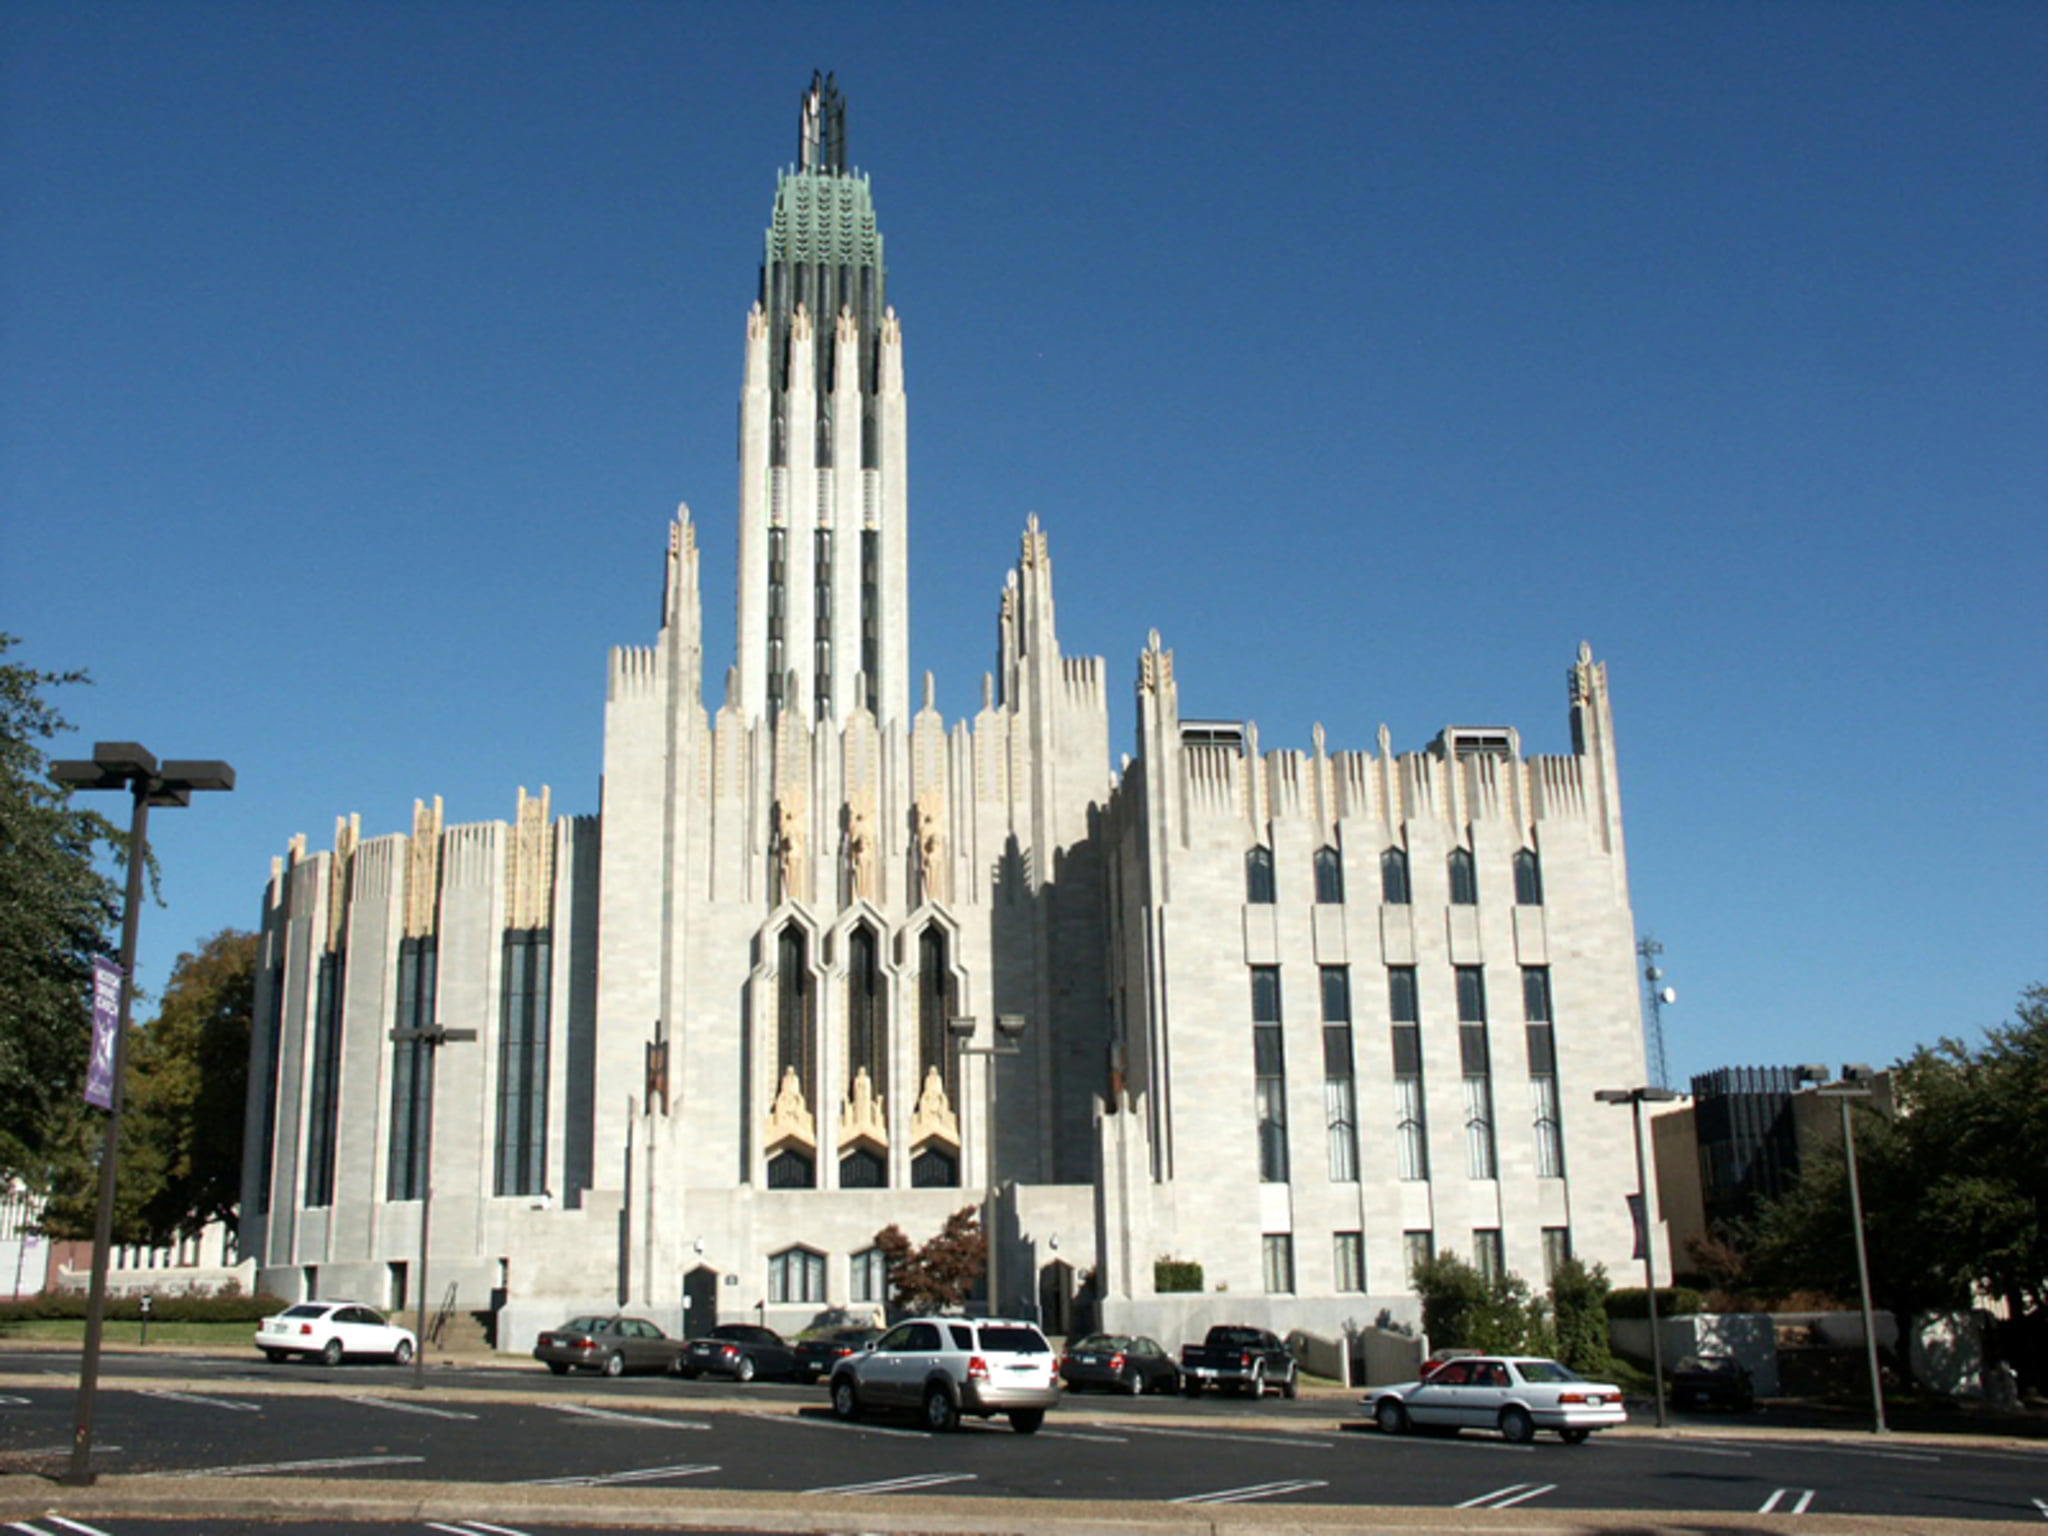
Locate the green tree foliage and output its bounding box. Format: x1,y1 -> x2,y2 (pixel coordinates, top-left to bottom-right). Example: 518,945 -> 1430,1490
0,635 -> 123,1185
1548,1258 -> 1614,1375
872,1207 -> 986,1314
1413,1252 -> 1553,1355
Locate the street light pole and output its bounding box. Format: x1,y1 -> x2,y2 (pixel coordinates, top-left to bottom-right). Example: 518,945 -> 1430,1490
1596,1085 -> 1680,1429
49,744 -> 234,1487
949,1014 -> 1025,1317
1815,1065 -> 1887,1435
388,1023 -> 476,1390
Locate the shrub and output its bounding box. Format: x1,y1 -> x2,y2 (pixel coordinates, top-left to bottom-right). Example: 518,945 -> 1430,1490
1414,1252 -> 1552,1356
1549,1258 -> 1614,1375
1153,1258 -> 1204,1293
1604,1285 -> 1704,1319
0,1292 -> 289,1325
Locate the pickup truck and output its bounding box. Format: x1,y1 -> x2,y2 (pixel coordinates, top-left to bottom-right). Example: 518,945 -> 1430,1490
1178,1325 -> 1299,1398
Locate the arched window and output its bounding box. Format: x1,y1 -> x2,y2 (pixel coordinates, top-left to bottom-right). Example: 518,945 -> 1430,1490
1313,846 -> 1345,904
1448,848 -> 1478,906
777,925 -> 816,1103
1380,847 -> 1411,905
846,924 -> 886,1093
768,1246 -> 826,1304
1245,845 -> 1276,904
917,926 -> 957,1101
1513,848 -> 1544,906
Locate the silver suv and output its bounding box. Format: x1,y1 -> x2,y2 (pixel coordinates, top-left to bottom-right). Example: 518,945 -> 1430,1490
828,1315 -> 1059,1433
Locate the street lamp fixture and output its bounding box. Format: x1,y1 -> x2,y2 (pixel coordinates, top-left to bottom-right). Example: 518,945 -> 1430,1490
949,1013 -> 1026,1317
387,1023 -> 477,1390
48,743 -> 234,1487
1595,1084 -> 1680,1428
1809,1063 -> 1887,1435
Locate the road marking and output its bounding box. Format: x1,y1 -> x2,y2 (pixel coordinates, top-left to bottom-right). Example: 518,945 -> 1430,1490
1112,1423 -> 1334,1449
2031,1497 -> 2046,1520
142,1388 -> 262,1412
754,1410 -> 927,1437
1456,1483 -> 1557,1510
1173,1479 -> 1329,1504
0,1394 -> 29,1405
522,1463 -> 719,1487
1642,1441 -> 1753,1458
46,1522 -> 113,1536
1759,1487 -> 1816,1514
555,1402 -> 709,1429
804,1471 -> 979,1495
171,1453 -> 426,1477
1042,1429 -> 1128,1442
427,1524 -> 534,1536
347,1394 -> 479,1420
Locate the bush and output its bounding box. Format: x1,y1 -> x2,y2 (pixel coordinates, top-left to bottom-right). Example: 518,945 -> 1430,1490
1549,1258 -> 1614,1375
1414,1252 -> 1552,1356
1605,1285 -> 1704,1319
1154,1258 -> 1204,1293
0,1291 -> 288,1325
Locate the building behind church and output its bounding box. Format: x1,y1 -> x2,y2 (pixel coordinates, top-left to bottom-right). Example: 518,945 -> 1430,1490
239,76 -> 1657,1351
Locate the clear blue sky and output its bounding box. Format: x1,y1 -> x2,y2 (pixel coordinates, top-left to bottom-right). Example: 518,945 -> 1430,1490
6,2 -> 2042,1088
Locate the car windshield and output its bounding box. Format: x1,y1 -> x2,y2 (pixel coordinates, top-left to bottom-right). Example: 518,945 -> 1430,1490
1072,1335 -> 1128,1352
281,1304 -> 328,1318
1512,1360 -> 1582,1383
560,1317 -> 604,1333
1211,1328 -> 1265,1347
979,1326 -> 1049,1354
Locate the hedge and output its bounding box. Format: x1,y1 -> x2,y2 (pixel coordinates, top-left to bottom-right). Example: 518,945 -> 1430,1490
1154,1259 -> 1204,1294
0,1292 -> 290,1324
1604,1285 -> 1704,1319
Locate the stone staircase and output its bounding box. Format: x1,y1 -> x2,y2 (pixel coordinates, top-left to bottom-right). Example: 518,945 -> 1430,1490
424,1306 -> 494,1359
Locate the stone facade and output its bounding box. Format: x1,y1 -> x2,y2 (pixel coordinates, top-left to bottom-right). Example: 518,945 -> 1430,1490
239,77 -> 1657,1350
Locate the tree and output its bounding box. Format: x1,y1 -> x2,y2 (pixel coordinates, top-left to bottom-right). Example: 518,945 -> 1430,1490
0,635 -> 124,1186
1413,1251 -> 1552,1356
872,1207 -> 986,1314
1548,1258 -> 1614,1376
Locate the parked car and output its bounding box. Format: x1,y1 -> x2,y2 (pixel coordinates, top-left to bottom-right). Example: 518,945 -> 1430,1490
828,1315 -> 1059,1433
1061,1333 -> 1181,1395
533,1315 -> 687,1377
678,1322 -> 799,1382
1670,1354 -> 1755,1410
255,1301 -> 415,1366
794,1325 -> 881,1384
1179,1324 -> 1298,1398
1361,1355 -> 1626,1444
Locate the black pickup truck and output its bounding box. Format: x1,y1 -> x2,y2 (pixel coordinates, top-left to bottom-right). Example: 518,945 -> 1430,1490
1178,1324 -> 1299,1398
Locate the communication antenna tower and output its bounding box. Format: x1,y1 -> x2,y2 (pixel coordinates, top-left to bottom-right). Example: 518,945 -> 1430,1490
1637,936 -> 1677,1090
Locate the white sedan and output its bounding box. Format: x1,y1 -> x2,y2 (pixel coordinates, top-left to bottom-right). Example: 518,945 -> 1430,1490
255,1301 -> 416,1366
1361,1355 -> 1626,1444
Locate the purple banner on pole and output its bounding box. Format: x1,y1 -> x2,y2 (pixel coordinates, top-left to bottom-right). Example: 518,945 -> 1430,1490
1626,1191 -> 1647,1262
85,956 -> 121,1110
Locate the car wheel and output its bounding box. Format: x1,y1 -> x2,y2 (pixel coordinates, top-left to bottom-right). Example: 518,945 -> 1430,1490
1009,1407 -> 1045,1434
831,1375 -> 861,1421
736,1355 -> 757,1384
262,1349 -> 287,1363
392,1339 -> 414,1366
603,1351 -> 624,1378
1121,1368 -> 1143,1396
677,1367 -> 700,1380
1560,1426 -> 1591,1445
923,1384 -> 960,1433
547,1362 -> 569,1375
1182,1377 -> 1203,1397
1375,1398 -> 1409,1436
1281,1368 -> 1298,1400
320,1338 -> 344,1367
1498,1405 -> 1535,1445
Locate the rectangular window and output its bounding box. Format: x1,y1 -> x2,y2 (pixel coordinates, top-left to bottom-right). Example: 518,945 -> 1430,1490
1389,966 -> 1427,1180
1334,1232 -> 1365,1292
851,1246 -> 890,1304
1474,1228 -> 1504,1285
494,928 -> 552,1197
303,952 -> 344,1207
1403,1229 -> 1434,1280
859,529 -> 879,709
386,936 -> 437,1202
1541,1227 -> 1571,1283
1524,967 -> 1564,1178
1252,967 -> 1288,1183
1457,966 -> 1496,1180
258,964 -> 284,1215
1261,1233 -> 1295,1294
1321,966 -> 1357,1181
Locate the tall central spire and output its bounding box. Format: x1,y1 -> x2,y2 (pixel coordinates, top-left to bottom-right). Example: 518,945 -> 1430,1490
797,70 -> 847,174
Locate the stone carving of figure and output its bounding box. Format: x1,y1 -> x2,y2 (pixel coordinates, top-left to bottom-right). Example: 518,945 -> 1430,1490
775,801 -> 806,904
914,797 -> 946,905
845,805 -> 876,903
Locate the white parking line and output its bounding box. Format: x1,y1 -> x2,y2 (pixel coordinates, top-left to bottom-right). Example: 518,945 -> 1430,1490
803,1471 -> 978,1495
1041,1429 -> 1128,1442
1173,1478 -> 1328,1504
171,1453 -> 426,1477
2030,1496 -> 2046,1520
346,1394 -> 479,1420
142,1388 -> 262,1412
554,1402 -> 709,1429
752,1409 -> 928,1437
1760,1487 -> 1816,1514
427,1524 -> 534,1536
1113,1423 -> 1334,1449
0,1394 -> 30,1405
522,1463 -> 719,1487
45,1522 -> 112,1536
1456,1482 -> 1557,1510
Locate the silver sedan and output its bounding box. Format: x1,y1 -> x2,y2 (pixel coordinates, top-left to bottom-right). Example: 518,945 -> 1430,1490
1361,1355 -> 1626,1444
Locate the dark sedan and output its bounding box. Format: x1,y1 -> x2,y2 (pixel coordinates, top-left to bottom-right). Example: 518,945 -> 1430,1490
1670,1354 -> 1755,1410
794,1325 -> 881,1384
1061,1333 -> 1182,1395
678,1322 -> 799,1382
533,1315 -> 686,1377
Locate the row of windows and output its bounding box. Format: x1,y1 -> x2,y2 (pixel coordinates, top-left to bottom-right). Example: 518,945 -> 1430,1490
1251,963 -> 1567,1187
1247,845 -> 1544,907
1258,1226 -> 1576,1294
767,1243 -> 893,1305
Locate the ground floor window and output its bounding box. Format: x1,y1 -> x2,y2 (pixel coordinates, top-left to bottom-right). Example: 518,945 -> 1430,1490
1261,1233 -> 1295,1294
850,1246 -> 889,1304
769,1246 -> 825,1304
1333,1231 -> 1365,1292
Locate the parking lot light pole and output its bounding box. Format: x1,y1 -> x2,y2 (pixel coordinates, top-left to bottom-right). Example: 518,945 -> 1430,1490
1596,1085 -> 1680,1429
387,1023 -> 476,1390
49,743 -> 234,1487
949,1014 -> 1026,1317
1813,1064 -> 1888,1435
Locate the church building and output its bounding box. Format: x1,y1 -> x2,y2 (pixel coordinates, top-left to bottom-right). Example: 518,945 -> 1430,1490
239,77 -> 1656,1350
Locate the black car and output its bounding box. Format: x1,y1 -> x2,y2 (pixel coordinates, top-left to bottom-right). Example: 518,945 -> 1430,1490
678,1323 -> 799,1382
1670,1354 -> 1755,1410
794,1325 -> 881,1384
1061,1333 -> 1181,1395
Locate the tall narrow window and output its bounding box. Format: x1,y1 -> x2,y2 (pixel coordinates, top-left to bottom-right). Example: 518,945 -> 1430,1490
846,925 -> 886,1095
1261,1233 -> 1296,1294
1252,966 -> 1288,1182
1524,966 -> 1564,1178
771,925 -> 816,1190
814,529 -> 834,717
1245,845 -> 1275,904
386,936 -> 438,1202
1380,847 -> 1411,905
303,952 -> 344,1207
1541,1227 -> 1571,1283
1389,966 -> 1427,1180
494,927 -> 552,1197
1320,966 -> 1357,1182
766,526 -> 787,717
1513,848 -> 1544,905
851,1246 -> 890,1304
1334,1231 -> 1365,1292
917,926 -> 956,1103
859,529 -> 879,710
1313,845 -> 1345,904
1448,847 -> 1478,905
1457,965 -> 1496,1180
1473,1228 -> 1504,1284
1403,1229 -> 1434,1280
